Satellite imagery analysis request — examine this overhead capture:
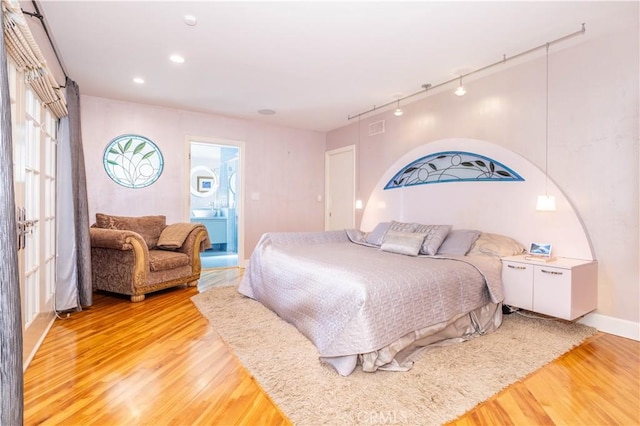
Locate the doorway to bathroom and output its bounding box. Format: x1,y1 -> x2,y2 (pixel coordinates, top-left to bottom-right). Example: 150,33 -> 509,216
188,138 -> 243,269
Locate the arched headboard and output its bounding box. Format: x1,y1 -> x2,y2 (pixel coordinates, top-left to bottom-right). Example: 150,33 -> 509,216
361,138 -> 594,260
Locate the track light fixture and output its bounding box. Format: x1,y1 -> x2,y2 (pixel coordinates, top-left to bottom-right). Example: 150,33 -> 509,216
454,76 -> 466,96
393,99 -> 404,116
347,24 -> 585,121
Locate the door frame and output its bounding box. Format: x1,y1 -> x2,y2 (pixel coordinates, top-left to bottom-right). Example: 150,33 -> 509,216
324,145 -> 356,230
184,135 -> 245,265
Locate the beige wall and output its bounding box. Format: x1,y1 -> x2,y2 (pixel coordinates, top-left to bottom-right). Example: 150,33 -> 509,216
81,96 -> 326,255
327,25 -> 639,325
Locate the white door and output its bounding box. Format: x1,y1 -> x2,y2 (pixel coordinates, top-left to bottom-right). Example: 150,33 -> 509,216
9,60 -> 58,365
325,146 -> 355,230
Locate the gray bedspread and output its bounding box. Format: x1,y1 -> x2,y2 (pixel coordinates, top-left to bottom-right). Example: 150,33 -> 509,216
238,230 -> 504,375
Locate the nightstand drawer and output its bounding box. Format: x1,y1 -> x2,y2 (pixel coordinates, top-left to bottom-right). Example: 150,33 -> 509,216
502,261 -> 534,310
533,266 -> 572,318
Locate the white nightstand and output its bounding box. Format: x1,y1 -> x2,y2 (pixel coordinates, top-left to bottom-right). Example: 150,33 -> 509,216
501,255 -> 598,320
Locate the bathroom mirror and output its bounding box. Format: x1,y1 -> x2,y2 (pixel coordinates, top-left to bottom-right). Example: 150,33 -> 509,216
229,171 -> 237,194
190,165 -> 218,197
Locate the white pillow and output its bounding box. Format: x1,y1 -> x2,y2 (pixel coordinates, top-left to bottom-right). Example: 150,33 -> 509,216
467,232 -> 526,257
380,231 -> 427,256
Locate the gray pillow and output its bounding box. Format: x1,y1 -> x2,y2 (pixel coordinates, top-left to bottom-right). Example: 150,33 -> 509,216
389,220 -> 418,233
380,231 -> 427,256
437,229 -> 481,255
365,222 -> 391,246
345,228 -> 367,244
413,224 -> 452,255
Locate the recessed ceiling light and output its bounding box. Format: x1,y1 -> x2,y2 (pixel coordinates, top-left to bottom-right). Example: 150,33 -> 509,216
258,109 -> 276,115
133,77 -> 145,84
184,15 -> 197,26
169,54 -> 185,64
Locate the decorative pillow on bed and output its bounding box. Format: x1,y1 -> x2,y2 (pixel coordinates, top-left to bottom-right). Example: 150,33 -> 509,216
437,229 -> 481,256
389,220 -> 419,233
467,232 -> 526,257
380,230 -> 427,256
345,228 -> 368,244
413,224 -> 452,255
364,222 -> 391,246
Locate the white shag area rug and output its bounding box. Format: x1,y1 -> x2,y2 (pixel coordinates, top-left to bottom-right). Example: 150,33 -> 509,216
192,285 -> 596,425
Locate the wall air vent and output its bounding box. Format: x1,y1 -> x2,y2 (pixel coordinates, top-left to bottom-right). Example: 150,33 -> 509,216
368,120 -> 385,136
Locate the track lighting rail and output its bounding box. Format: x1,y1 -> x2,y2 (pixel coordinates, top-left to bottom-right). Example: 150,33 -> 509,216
347,23 -> 586,121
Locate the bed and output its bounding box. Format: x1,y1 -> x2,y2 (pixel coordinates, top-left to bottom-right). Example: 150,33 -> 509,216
238,222 -> 523,376
238,138 -> 595,376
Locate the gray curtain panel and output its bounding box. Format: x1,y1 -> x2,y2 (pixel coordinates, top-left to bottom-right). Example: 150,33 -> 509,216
55,78 -> 93,310
0,10 -> 24,425
67,78 -> 92,308
55,113 -> 79,310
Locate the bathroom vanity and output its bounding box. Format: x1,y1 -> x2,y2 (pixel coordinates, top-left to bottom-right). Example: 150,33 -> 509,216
191,208 -> 236,252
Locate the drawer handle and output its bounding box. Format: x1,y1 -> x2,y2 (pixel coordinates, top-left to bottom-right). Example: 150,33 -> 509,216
507,265 -> 526,270
541,269 -> 563,275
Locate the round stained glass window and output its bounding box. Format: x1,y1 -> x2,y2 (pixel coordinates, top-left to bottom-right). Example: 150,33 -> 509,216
103,134 -> 164,188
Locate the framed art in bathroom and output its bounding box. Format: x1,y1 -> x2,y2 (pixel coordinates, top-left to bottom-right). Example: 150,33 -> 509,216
197,176 -> 215,193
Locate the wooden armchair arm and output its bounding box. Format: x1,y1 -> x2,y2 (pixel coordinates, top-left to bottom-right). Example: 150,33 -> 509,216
175,226 -> 209,274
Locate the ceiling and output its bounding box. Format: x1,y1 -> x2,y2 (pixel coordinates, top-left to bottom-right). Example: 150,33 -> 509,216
29,1 -> 636,133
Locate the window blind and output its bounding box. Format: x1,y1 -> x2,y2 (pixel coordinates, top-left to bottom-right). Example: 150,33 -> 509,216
2,0 -> 67,118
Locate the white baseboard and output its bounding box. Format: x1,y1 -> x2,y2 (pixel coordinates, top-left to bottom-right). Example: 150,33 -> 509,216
578,312 -> 640,341
23,312 -> 56,371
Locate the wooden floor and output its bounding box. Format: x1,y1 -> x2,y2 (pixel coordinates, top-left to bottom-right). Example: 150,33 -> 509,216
24,273 -> 639,425
449,327 -> 640,426
24,274 -> 289,426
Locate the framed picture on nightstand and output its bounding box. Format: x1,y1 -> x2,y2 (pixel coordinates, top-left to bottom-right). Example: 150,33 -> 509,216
525,242 -> 555,262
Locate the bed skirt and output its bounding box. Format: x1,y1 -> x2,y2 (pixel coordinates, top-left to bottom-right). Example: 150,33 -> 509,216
321,301 -> 503,376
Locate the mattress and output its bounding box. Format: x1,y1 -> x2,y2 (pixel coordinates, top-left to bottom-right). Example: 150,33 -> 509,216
238,230 -> 503,375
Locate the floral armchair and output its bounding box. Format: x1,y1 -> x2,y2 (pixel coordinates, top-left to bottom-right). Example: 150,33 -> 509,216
90,213 -> 210,302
